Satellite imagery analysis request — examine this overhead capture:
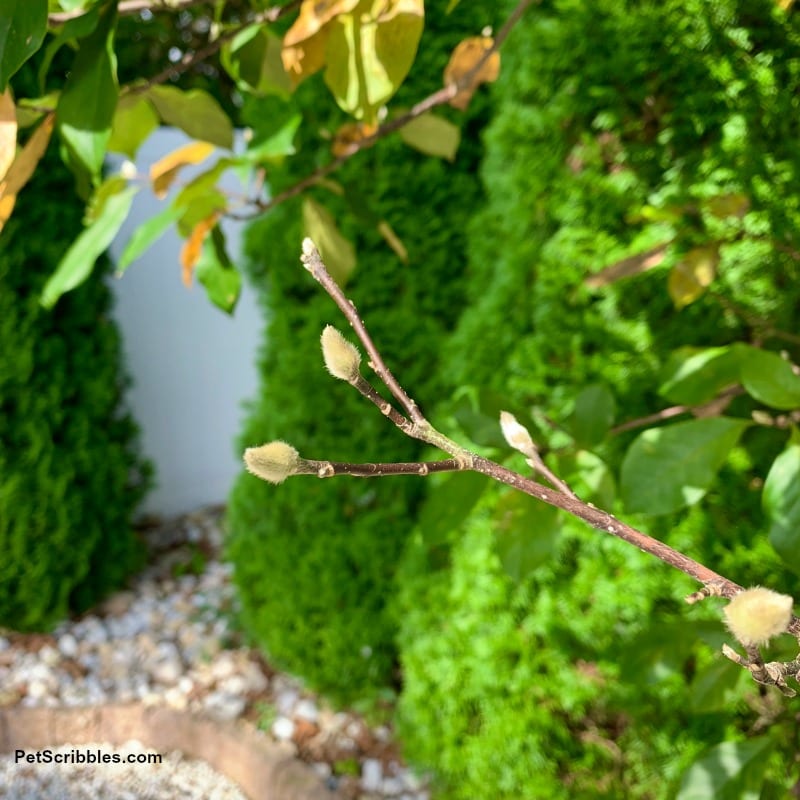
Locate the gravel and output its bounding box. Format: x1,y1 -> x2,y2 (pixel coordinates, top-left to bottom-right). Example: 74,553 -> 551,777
0,507 -> 429,800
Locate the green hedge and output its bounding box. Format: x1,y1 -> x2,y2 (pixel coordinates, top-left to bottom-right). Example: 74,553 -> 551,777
227,1 -> 501,704
396,0 -> 800,796
0,152 -> 151,631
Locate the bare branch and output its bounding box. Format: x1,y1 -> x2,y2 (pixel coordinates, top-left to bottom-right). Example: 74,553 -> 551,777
49,0 -> 208,25
296,458 -> 464,479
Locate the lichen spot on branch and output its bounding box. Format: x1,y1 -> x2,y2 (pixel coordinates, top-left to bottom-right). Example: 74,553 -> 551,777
321,325 -> 361,383
244,441 -> 300,484
724,586 -> 795,647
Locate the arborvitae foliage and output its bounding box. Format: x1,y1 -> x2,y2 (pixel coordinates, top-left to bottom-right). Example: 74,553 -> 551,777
227,1 -> 499,703
396,0 -> 800,796
0,152 -> 150,631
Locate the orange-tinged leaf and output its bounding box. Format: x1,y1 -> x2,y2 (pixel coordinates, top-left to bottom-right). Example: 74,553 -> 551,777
668,246 -> 720,309
444,36 -> 500,111
282,0 -> 359,85
331,120 -> 378,156
0,112 -> 54,233
149,141 -> 215,199
0,90 -> 16,181
181,212 -> 219,286
585,241 -> 672,288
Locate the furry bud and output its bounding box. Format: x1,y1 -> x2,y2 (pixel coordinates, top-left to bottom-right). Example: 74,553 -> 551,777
724,586 -> 794,647
500,411 -> 535,455
321,325 -> 361,382
244,441 -> 299,484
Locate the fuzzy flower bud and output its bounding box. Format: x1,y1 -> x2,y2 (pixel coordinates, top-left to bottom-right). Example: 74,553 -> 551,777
321,325 -> 361,382
244,441 -> 300,484
500,411 -> 535,455
724,586 -> 794,647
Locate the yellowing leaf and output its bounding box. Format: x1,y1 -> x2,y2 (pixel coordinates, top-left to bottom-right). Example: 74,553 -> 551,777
377,219 -> 407,262
108,95 -> 159,159
0,112 -> 54,233
149,141 -> 215,199
180,211 -> 219,287
0,90 -> 17,181
585,241 -> 672,288
302,197 -> 356,285
706,192 -> 749,220
282,0 -> 359,85
399,112 -> 461,161
331,120 -> 378,156
668,246 -> 720,309
444,36 -> 500,111
324,0 -> 424,123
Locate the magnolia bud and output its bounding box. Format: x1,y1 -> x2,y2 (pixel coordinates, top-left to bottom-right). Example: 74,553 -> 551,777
500,411 -> 535,455
244,441 -> 299,484
724,586 -> 794,647
321,325 -> 361,382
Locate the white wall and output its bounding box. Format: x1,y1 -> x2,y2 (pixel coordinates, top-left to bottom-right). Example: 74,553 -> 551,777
107,128 -> 264,518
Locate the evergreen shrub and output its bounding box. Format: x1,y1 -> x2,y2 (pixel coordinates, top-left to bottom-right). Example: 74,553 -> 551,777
227,1 -> 500,703
396,0 -> 800,796
0,153 -> 151,631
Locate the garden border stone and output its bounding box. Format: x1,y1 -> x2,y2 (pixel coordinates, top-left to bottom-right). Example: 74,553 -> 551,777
0,703 -> 340,800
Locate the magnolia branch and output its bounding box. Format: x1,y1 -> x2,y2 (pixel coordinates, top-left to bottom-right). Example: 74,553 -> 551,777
231,0 -> 537,220
244,238 -> 800,695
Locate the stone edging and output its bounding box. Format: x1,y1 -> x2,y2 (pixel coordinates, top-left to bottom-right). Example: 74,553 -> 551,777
0,703 -> 340,800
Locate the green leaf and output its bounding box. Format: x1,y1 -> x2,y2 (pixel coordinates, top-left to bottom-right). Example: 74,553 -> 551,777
418,471 -> 488,546
324,0 -> 424,123
221,25 -> 291,97
107,95 -> 159,159
399,112 -> 461,161
41,186 -> 137,307
623,621 -> 723,684
146,86 -> 233,149
302,197 -> 356,285
0,0 -> 47,90
55,2 -> 118,181
763,441 -> 800,574
740,347 -> 800,410
676,738 -> 773,800
85,173 -> 127,223
452,387 -> 520,449
570,383 -> 616,447
242,113 -> 301,164
620,417 -> 749,515
659,346 -> 742,405
36,5 -> 100,94
196,226 -> 240,314
117,203 -> 183,274
689,659 -> 744,713
171,158 -> 233,236
493,492 -> 561,582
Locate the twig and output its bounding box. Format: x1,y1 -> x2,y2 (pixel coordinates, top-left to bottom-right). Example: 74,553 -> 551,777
297,458 -> 463,479
229,0 -> 537,220
302,240 -> 425,424
49,0 -> 208,24
609,385 -> 744,436
124,0 -> 300,96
